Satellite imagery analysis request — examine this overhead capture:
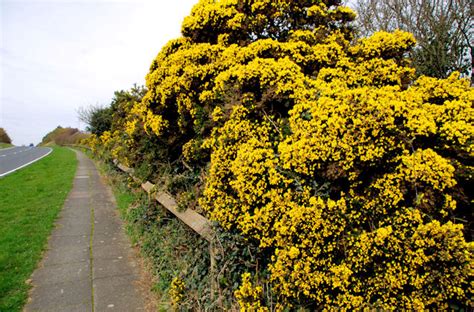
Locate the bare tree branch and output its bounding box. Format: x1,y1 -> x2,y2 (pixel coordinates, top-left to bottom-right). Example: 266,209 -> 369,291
353,0 -> 473,83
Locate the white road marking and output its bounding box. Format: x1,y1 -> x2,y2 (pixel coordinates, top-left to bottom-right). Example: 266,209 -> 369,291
0,146 -> 16,151
0,148 -> 53,177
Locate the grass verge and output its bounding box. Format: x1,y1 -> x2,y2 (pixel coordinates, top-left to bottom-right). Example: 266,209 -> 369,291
0,143 -> 13,149
0,147 -> 77,311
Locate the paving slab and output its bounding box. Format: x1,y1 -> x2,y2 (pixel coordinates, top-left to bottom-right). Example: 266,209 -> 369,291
25,279 -> 92,311
94,219 -> 124,235
30,261 -> 90,285
51,222 -> 91,237
93,233 -> 128,246
48,234 -> 89,250
41,245 -> 89,267
93,258 -> 137,279
93,275 -> 145,312
25,150 -> 145,312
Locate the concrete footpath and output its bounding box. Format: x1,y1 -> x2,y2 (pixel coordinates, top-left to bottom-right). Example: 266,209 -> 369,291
25,150 -> 145,312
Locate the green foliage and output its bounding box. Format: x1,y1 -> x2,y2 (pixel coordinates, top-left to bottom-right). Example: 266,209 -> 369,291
79,85 -> 147,136
0,147 -> 77,311
86,85 -> 157,175
0,128 -> 12,144
110,85 -> 148,122
78,105 -> 113,135
40,126 -> 89,146
212,225 -> 270,309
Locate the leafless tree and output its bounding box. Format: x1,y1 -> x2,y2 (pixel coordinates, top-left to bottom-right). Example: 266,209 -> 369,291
353,0 -> 473,84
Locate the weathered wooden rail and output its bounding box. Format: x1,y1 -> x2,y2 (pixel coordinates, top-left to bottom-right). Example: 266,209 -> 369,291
112,159 -> 215,242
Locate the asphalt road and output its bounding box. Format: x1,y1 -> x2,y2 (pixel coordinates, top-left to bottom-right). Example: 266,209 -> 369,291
0,146 -> 52,177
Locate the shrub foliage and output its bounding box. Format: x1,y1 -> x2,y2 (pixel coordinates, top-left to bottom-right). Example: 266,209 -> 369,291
0,128 -> 12,144
41,126 -> 89,146
88,0 -> 473,309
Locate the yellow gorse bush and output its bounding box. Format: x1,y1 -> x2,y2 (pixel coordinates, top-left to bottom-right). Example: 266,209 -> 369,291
88,0 -> 473,309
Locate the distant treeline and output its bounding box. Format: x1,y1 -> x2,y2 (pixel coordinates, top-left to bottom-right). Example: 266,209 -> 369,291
0,128 -> 12,144
41,126 -> 89,146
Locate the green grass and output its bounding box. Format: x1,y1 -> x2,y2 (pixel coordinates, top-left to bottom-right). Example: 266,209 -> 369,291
0,143 -> 13,149
0,147 -> 77,311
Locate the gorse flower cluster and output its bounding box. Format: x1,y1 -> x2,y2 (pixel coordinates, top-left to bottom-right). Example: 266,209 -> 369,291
170,277 -> 186,307
234,273 -> 267,312
88,0 -> 473,309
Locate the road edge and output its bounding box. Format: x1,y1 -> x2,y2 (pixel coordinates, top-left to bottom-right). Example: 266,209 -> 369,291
0,147 -> 53,178
0,146 -> 16,151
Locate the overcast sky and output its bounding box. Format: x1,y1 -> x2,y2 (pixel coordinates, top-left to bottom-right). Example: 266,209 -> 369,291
0,0 -> 198,145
